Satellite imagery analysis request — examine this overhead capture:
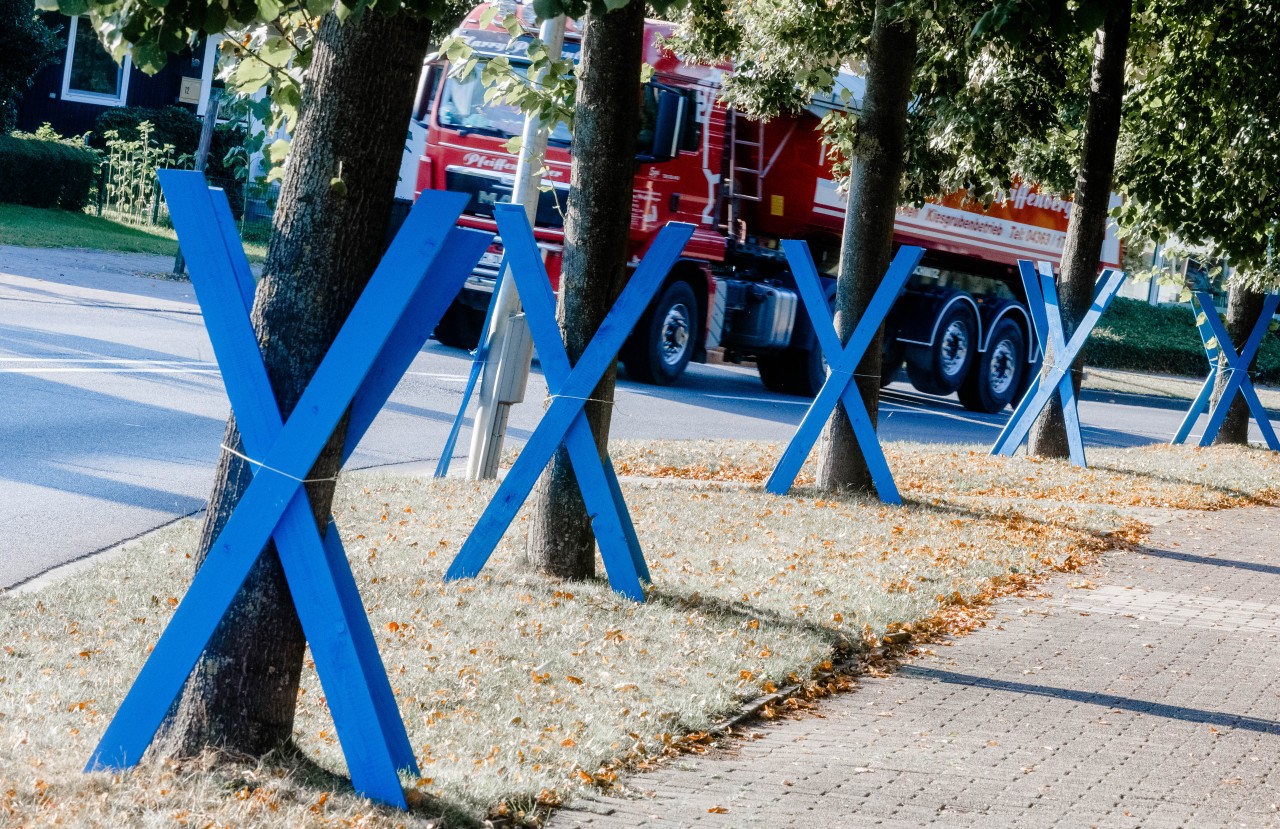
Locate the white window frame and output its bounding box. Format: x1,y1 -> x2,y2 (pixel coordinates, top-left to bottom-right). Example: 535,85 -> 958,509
60,15 -> 131,107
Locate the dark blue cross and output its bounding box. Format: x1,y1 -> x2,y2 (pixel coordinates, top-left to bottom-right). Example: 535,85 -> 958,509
85,171 -> 491,808
444,204 -> 693,601
1172,290 -> 1280,448
765,242 -> 925,502
991,260 -> 1126,467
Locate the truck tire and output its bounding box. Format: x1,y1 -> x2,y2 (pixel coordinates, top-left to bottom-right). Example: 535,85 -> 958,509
624,280 -> 697,385
758,345 -> 825,396
958,318 -> 1026,413
905,302 -> 977,396
433,299 -> 486,350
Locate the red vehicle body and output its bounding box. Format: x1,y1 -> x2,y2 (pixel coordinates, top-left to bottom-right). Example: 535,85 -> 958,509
403,3 -> 1121,411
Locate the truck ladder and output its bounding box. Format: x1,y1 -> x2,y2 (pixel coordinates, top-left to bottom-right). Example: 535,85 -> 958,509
729,110 -> 765,203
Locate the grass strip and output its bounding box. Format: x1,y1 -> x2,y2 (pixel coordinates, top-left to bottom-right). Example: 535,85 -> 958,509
3,441 -> 1273,827
0,204 -> 266,261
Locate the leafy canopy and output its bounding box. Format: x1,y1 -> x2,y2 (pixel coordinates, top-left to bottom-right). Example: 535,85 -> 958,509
1,0 -> 62,133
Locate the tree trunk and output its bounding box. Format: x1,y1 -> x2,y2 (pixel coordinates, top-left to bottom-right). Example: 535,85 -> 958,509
1027,0 -> 1130,458
155,8 -> 433,758
1211,285 -> 1264,445
525,1 -> 645,578
815,0 -> 916,492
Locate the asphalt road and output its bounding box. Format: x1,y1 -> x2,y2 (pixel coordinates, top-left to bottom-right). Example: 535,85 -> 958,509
0,245 -> 1261,590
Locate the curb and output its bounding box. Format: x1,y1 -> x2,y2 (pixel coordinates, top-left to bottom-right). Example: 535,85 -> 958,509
1,509 -> 203,597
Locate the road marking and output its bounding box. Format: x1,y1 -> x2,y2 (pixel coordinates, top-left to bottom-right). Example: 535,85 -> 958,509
405,371 -> 470,381
0,367 -> 220,374
700,393 -> 810,406
0,357 -> 212,363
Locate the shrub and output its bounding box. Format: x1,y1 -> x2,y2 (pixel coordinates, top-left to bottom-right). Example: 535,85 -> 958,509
92,104 -> 247,214
1084,296 -> 1280,383
0,133 -> 97,210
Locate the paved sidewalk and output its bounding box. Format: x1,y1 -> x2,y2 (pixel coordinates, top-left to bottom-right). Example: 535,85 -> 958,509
550,507 -> 1280,828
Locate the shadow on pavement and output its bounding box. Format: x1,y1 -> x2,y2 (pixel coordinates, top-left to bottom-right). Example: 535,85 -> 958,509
900,666 -> 1280,735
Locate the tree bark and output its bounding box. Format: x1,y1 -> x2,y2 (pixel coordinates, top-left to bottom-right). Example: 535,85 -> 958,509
1027,0 -> 1130,458
1211,285 -> 1264,445
814,0 -> 916,492
155,7 -> 433,759
525,1 -> 646,579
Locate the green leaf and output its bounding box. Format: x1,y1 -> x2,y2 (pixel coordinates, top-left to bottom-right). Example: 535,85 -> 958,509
232,58 -> 272,91
330,176 -> 348,196
266,138 -> 291,163
531,0 -> 561,19
203,3 -> 228,31
504,135 -> 523,154
256,0 -> 284,18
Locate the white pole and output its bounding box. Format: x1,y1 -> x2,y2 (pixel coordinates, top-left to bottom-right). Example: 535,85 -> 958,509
466,14 -> 568,480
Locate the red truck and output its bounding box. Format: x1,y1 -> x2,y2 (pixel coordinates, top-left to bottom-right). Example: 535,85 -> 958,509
400,2 -> 1121,413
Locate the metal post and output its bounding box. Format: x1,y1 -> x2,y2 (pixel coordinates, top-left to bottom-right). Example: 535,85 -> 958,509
173,89 -> 223,277
466,15 -> 567,480
1147,241 -> 1161,305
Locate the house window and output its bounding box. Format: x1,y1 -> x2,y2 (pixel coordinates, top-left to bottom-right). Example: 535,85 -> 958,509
60,16 -> 131,106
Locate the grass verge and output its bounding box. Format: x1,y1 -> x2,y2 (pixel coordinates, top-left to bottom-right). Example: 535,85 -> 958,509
4,441 -> 1277,827
0,203 -> 266,261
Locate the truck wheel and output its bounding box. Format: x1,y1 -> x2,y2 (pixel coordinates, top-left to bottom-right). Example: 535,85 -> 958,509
758,345 -> 825,396
958,318 -> 1026,413
905,302 -> 977,396
624,280 -> 696,385
433,300 -> 486,350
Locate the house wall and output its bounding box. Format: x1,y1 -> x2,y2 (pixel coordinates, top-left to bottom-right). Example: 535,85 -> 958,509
16,14 -> 206,138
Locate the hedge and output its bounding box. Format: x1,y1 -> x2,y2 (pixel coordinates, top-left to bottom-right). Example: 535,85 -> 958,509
0,134 -> 97,210
1084,296 -> 1280,385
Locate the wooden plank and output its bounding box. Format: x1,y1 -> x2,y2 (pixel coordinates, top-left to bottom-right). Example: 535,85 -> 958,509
90,174 -> 472,808
991,262 -> 1127,465
765,244 -> 923,497
446,206 -> 693,589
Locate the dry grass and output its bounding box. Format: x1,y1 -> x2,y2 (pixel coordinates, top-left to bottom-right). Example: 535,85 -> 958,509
612,440 -> 1280,511
1,439 -> 1251,827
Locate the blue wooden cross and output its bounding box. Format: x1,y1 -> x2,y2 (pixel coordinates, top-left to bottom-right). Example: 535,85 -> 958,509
1172,290 -> 1280,448
85,170 -> 491,809
764,242 -> 925,502
990,260 -> 1126,467
444,204 -> 694,601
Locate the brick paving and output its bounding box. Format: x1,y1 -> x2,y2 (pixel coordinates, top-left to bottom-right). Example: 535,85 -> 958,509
549,507 -> 1280,828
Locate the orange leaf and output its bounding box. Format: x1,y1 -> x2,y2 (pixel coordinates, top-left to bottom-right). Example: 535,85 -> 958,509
565,675 -> 584,685
708,805 -> 729,814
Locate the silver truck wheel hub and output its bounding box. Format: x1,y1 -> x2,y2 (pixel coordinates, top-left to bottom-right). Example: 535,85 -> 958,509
940,320 -> 969,376
988,338 -> 1016,395
661,304 -> 690,366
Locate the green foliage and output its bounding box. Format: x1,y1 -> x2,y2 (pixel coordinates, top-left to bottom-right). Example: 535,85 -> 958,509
1084,296 -> 1280,383
54,0 -> 470,177
437,8 -> 578,139
1117,0 -> 1280,287
89,104 -> 245,186
100,120 -> 180,222
0,132 -> 97,210
0,1 -> 62,133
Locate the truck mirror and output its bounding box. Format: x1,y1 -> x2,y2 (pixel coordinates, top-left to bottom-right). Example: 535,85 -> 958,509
636,83 -> 695,163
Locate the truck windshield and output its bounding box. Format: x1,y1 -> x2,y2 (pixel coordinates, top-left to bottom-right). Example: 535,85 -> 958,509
439,62 -> 572,144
